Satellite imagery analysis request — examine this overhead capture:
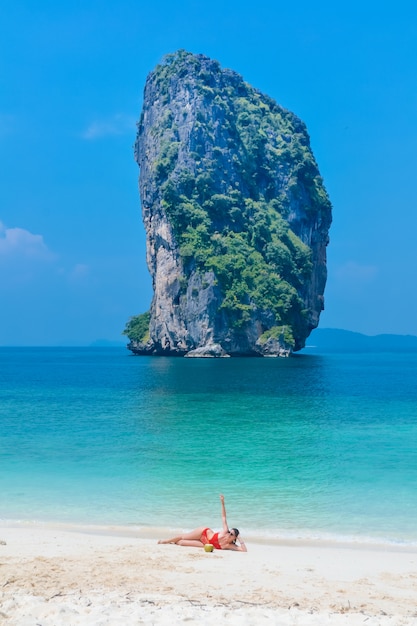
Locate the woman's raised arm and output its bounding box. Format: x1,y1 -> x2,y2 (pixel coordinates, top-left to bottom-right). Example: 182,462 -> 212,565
220,494 -> 228,532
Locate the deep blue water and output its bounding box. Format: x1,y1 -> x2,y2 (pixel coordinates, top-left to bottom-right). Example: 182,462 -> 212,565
1,347 -> 416,545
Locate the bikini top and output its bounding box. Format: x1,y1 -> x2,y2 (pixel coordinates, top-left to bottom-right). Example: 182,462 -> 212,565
209,532 -> 222,550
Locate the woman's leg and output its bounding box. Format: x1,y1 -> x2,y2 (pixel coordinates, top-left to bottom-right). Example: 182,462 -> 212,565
158,526 -> 211,545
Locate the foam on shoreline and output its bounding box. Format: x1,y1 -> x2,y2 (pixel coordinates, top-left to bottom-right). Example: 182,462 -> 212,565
2,517 -> 417,551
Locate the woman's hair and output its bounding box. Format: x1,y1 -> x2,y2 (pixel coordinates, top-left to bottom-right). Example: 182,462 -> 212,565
231,527 -> 239,538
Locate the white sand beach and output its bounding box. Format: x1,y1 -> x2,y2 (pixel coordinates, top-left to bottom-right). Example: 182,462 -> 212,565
1,523 -> 417,625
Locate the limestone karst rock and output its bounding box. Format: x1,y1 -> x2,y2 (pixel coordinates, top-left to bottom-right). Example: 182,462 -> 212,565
127,50 -> 332,357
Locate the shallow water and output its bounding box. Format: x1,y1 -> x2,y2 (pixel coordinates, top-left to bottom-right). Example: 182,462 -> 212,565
1,346 -> 416,545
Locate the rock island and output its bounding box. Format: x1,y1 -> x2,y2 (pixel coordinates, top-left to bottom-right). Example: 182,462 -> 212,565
125,50 -> 332,357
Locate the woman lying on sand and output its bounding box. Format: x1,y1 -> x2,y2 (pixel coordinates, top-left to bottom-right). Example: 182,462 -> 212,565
158,494 -> 247,551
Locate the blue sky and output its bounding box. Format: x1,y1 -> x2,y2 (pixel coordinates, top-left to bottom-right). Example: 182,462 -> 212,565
1,0 -> 416,345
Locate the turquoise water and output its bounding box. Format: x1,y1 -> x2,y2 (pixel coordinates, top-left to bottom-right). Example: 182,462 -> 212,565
1,346 -> 417,545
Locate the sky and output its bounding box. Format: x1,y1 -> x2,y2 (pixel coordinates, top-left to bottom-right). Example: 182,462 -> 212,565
1,0 -> 417,345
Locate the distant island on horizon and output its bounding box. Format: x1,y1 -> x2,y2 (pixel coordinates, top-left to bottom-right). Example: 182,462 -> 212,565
304,328 -> 417,352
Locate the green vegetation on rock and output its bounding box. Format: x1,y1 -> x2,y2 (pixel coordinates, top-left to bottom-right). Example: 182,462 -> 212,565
258,325 -> 295,348
123,312 -> 150,344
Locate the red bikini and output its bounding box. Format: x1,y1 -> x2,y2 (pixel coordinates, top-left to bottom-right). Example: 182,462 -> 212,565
200,528 -> 222,550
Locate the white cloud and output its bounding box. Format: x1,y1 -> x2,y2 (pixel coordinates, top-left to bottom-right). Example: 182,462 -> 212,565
0,221 -> 54,260
334,261 -> 378,283
81,113 -> 137,140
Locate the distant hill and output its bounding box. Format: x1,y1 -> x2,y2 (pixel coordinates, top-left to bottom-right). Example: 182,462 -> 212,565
303,328 -> 417,352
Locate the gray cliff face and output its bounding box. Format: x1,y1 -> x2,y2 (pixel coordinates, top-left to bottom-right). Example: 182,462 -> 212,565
132,51 -> 332,356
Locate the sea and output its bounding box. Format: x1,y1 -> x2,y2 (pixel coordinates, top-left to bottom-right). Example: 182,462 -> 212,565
1,345 -> 417,547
